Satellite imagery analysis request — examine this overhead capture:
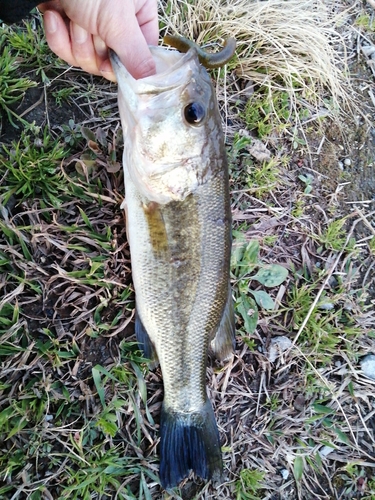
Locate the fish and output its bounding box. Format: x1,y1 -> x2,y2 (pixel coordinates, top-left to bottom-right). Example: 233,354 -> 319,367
110,36 -> 236,490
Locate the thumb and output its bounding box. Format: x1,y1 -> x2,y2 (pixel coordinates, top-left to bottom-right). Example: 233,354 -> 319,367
101,22 -> 156,79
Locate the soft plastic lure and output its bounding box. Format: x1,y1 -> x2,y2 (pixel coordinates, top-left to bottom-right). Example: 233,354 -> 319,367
163,35 -> 236,69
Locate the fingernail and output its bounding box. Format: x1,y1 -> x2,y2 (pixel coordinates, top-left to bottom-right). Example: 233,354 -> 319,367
45,11 -> 57,34
72,23 -> 88,44
100,63 -> 116,83
93,35 -> 108,59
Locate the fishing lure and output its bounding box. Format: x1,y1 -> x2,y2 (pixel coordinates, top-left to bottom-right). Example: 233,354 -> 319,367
163,35 -> 236,69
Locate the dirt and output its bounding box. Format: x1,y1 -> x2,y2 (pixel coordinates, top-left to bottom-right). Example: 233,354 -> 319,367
310,89 -> 375,205
2,84 -> 80,144
293,54 -> 375,307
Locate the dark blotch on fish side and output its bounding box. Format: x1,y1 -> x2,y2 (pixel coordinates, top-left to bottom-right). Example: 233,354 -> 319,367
142,201 -> 168,254
163,35 -> 236,69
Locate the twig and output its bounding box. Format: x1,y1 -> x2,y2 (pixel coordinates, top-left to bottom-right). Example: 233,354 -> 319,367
316,135 -> 326,155
18,91 -> 44,118
355,208 -> 375,236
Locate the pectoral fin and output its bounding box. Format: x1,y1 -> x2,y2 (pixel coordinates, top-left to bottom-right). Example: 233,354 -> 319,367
210,287 -> 235,361
135,311 -> 158,365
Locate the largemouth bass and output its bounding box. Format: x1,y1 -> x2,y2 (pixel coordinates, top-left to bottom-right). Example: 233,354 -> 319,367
111,37 -> 236,489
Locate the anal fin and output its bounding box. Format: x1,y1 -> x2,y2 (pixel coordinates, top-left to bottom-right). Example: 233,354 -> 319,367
135,311 -> 158,365
210,285 -> 235,361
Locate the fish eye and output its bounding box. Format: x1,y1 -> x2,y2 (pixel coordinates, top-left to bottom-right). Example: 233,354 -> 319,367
183,102 -> 205,125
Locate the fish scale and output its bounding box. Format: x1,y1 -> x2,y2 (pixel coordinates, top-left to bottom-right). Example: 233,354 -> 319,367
111,38 -> 236,489
130,183 -> 230,406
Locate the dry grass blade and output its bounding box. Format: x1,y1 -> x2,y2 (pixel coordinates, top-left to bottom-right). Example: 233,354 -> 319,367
160,0 -> 355,123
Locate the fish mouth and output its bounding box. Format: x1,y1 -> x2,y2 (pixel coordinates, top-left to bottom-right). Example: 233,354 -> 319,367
110,46 -> 197,99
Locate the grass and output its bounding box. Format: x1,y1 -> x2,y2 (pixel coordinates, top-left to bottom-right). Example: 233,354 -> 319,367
235,469 -> 265,499
160,0 -> 355,135
0,18 -> 67,128
0,36 -> 37,126
1,1 -> 375,499
0,125 -> 68,205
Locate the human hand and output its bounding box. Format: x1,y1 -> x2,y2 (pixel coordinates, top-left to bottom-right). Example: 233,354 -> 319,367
38,0 -> 158,80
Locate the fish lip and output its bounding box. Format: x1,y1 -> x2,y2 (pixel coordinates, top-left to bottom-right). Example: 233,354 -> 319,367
110,46 -> 198,96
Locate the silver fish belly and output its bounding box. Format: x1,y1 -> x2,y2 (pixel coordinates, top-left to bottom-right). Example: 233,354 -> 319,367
111,43 -> 235,490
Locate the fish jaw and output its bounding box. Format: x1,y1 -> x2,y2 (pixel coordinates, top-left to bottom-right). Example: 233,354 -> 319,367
111,48 -> 223,204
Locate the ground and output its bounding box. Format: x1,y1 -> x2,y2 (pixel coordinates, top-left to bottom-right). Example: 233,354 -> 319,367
0,1 -> 375,499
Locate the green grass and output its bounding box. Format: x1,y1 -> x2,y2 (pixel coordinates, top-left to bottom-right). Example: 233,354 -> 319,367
0,18 -> 75,132
287,275 -> 362,360
0,19 -> 68,128
235,469 -> 265,499
0,125 -> 69,205
5,17 -> 66,79
241,89 -> 291,138
0,123 -> 152,497
315,217 -> 356,252
355,13 -> 375,32
0,26 -> 145,489
0,34 -> 37,126
229,133 -> 282,197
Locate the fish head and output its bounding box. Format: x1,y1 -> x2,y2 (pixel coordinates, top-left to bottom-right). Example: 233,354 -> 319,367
111,47 -> 223,204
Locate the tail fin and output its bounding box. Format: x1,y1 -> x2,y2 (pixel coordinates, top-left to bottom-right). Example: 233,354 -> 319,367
159,399 -> 222,489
